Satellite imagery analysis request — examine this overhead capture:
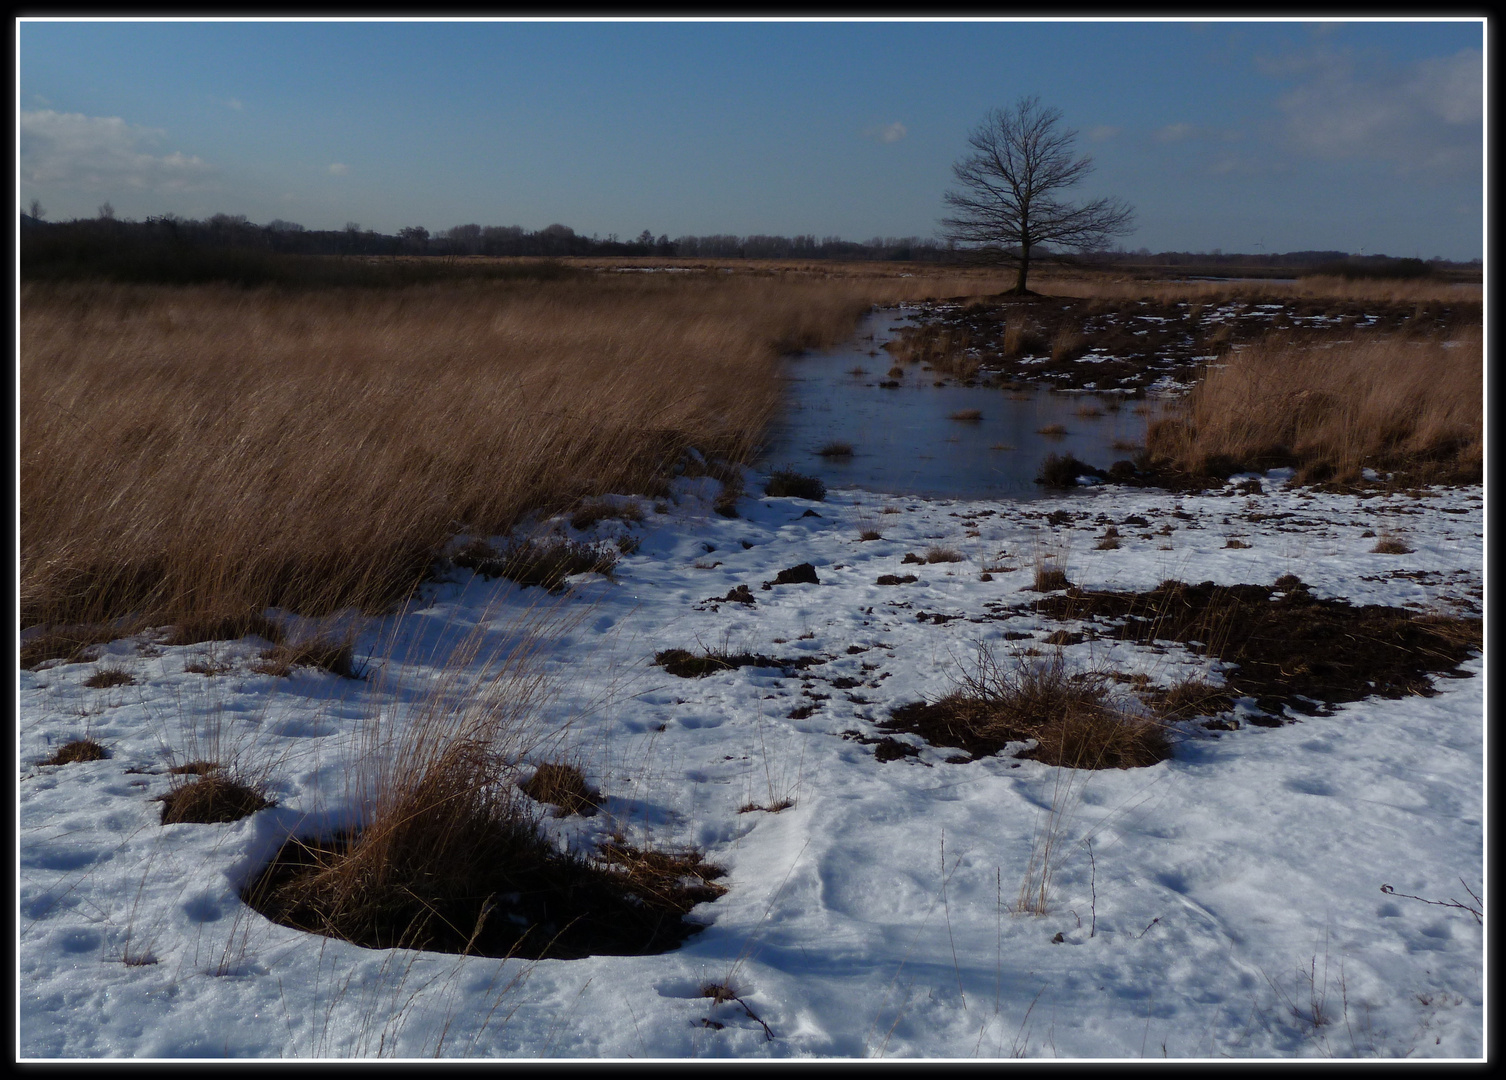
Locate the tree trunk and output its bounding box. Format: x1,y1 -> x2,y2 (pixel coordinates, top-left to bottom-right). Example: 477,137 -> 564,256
1011,241 -> 1032,295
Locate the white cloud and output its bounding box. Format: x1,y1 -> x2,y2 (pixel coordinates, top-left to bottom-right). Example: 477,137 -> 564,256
327,162 -> 349,176
224,97 -> 243,111
865,121 -> 907,144
1154,122 -> 1196,143
1087,125 -> 1120,142
19,109 -> 214,192
1273,46 -> 1482,176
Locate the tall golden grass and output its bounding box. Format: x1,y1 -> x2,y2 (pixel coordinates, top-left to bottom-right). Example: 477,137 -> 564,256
1144,328 -> 1482,484
21,270 -> 1015,632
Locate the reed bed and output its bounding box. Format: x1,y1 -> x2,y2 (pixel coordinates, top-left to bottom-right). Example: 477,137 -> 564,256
1144,328 -> 1482,485
21,270 -> 1014,632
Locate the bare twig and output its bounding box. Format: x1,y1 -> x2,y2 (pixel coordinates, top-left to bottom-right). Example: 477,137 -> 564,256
1380,881 -> 1483,925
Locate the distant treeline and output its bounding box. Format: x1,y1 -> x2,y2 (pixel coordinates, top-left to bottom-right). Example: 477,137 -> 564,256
19,211 -> 1479,287
1085,248 -> 1479,280
20,212 -> 956,287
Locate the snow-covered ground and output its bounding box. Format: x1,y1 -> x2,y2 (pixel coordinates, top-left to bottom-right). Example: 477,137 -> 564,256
18,471 -> 1484,1059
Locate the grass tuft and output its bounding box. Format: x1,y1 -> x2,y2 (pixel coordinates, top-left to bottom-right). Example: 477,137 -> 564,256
764,468 -> 827,501
889,647 -> 1170,770
158,773 -> 271,825
519,762 -> 602,817
45,739 -> 109,766
252,636 -> 360,679
453,537 -> 618,592
570,498 -> 645,532
84,664 -> 136,688
816,441 -> 855,458
165,614 -> 285,647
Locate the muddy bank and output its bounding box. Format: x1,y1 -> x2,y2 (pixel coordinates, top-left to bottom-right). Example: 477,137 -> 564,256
896,295 -> 1477,393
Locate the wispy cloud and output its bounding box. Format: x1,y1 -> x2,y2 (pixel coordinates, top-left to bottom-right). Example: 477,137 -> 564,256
1086,124 -> 1119,142
1154,122 -> 1196,143
224,97 -> 243,111
1270,46 -> 1482,176
865,121 -> 907,144
327,163 -> 349,176
19,109 -> 214,192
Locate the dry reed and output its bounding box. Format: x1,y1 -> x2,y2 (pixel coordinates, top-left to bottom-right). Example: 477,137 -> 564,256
23,270 -> 1013,632
1144,329 -> 1481,484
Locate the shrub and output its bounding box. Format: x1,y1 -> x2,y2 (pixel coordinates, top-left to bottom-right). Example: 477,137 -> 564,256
816,441 -> 854,458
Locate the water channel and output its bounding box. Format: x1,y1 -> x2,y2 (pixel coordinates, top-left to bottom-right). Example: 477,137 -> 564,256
756,306 -> 1153,502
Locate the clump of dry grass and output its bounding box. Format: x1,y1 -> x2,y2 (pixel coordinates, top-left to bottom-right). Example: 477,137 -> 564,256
893,647 -> 1170,771
242,605 -> 730,960
21,624 -> 129,670
1036,423 -> 1067,438
1052,327 -> 1084,363
252,636 -> 360,679
764,469 -> 826,501
1144,329 -> 1481,485
25,271 -> 1015,635
45,738 -> 109,766
158,772 -> 272,825
83,663 -> 136,688
1030,544 -> 1071,592
949,408 -> 983,423
924,545 -> 965,564
452,536 -> 618,592
1147,675 -> 1233,722
1371,532 -> 1414,554
570,497 -> 644,531
519,761 -> 602,817
165,614 -> 285,647
817,441 -> 855,458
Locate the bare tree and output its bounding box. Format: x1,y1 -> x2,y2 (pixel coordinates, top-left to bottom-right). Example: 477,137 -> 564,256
940,96 -> 1134,294
27,198 -> 44,221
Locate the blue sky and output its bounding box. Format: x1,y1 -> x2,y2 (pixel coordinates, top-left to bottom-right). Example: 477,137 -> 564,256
17,17 -> 1486,259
